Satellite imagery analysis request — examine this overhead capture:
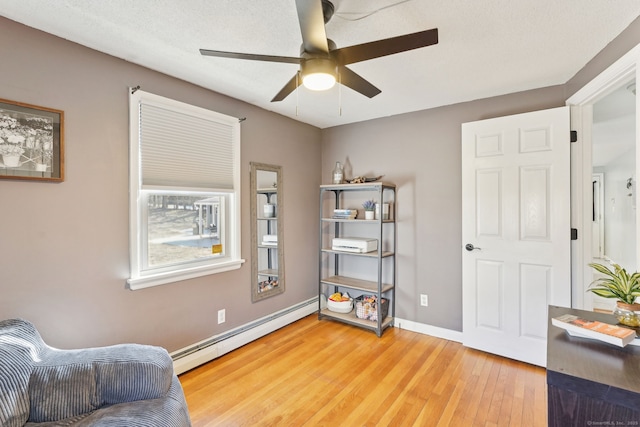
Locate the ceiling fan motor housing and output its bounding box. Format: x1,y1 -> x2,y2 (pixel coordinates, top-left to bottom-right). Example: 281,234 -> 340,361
322,0 -> 335,23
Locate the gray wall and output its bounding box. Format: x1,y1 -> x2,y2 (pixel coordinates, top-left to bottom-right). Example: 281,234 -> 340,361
0,18 -> 321,350
566,16 -> 640,98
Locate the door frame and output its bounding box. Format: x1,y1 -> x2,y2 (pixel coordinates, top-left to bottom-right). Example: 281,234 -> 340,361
566,42 -> 640,311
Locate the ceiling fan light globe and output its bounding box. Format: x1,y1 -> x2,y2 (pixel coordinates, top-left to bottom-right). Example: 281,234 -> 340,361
301,57 -> 337,91
303,72 -> 336,91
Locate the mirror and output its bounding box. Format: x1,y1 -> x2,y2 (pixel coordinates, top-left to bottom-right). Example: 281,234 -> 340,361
592,79 -> 637,271
250,162 -> 284,302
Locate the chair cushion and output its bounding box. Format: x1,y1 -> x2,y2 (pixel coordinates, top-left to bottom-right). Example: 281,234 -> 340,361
0,319 -> 46,427
25,377 -> 191,427
28,344 -> 173,423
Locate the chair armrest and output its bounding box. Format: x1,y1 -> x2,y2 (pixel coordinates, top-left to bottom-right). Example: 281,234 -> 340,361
28,344 -> 173,423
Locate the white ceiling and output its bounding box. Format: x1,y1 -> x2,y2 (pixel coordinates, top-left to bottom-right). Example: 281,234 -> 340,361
2,0 -> 640,128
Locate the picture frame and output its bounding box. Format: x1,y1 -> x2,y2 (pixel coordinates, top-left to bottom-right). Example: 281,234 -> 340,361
0,98 -> 64,182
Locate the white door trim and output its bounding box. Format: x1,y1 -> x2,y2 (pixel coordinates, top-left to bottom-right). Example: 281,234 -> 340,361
566,42 -> 640,310
567,44 -> 640,106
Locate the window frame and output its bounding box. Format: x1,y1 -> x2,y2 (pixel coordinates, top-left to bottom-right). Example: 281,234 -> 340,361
127,89 -> 243,290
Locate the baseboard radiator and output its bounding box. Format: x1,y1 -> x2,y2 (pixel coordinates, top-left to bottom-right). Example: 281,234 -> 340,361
171,297 -> 318,375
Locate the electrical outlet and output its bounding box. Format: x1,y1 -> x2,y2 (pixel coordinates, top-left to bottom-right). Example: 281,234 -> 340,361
420,294 -> 429,307
217,309 -> 226,324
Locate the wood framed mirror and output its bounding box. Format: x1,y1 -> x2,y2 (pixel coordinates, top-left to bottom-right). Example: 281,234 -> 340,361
250,162 -> 284,301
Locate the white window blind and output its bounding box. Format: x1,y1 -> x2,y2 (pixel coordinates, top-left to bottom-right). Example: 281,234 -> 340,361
128,89 -> 244,289
139,103 -> 236,190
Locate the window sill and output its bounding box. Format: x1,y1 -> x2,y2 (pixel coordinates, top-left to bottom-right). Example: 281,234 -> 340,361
127,258 -> 245,290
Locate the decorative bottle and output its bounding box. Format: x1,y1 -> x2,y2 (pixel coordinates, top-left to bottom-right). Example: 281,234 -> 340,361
332,161 -> 343,184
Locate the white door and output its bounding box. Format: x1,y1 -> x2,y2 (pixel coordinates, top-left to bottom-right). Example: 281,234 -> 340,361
462,106 -> 571,367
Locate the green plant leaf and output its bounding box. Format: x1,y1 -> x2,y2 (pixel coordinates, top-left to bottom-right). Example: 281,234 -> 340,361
589,288 -> 618,299
587,262 -> 640,304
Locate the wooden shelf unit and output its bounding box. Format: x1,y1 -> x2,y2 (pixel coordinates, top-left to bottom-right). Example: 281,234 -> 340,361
318,182 -> 396,337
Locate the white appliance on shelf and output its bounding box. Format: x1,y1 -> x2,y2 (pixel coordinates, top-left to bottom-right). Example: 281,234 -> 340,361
262,234 -> 278,246
332,237 -> 378,253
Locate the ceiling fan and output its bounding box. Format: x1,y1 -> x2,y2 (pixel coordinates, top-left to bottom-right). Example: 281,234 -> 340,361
200,0 -> 438,102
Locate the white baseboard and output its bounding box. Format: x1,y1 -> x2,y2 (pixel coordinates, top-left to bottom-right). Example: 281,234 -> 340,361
172,297 -> 318,375
394,317 -> 463,343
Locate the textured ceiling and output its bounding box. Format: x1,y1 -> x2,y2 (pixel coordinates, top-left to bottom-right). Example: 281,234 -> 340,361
1,0 -> 640,128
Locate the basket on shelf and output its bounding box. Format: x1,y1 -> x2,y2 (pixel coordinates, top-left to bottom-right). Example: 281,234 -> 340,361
327,292 -> 354,313
355,295 -> 389,321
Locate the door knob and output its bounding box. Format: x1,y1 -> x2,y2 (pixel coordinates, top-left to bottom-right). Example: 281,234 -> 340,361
465,243 -> 481,251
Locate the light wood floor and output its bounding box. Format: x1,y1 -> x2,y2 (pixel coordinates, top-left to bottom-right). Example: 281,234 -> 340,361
179,315 -> 547,426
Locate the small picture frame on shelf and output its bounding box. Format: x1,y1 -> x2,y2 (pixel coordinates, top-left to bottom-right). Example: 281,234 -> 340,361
0,98 -> 64,182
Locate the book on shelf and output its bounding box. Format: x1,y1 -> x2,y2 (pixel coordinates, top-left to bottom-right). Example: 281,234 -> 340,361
552,313 -> 636,347
332,209 -> 357,219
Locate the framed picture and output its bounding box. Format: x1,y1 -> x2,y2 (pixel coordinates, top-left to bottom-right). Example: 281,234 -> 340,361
0,98 -> 64,182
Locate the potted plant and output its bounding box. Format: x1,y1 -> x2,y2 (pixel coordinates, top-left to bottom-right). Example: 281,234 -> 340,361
588,262 -> 640,327
362,199 -> 376,220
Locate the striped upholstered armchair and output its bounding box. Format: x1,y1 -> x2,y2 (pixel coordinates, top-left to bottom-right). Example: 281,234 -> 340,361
0,318 -> 191,426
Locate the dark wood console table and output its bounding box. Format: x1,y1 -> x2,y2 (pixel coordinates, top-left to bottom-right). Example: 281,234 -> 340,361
547,305 -> 640,426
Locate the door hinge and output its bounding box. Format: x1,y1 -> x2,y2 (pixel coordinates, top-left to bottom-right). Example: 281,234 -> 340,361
571,228 -> 578,240
570,130 -> 577,143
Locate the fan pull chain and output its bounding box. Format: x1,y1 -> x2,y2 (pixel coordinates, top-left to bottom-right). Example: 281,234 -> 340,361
295,72 -> 300,117
337,71 -> 341,116
338,71 -> 342,117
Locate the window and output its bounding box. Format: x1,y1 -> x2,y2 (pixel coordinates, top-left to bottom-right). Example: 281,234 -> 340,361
128,89 -> 243,290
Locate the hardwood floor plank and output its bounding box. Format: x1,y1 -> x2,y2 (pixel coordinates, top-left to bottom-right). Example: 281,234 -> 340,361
303,328 -> 417,425
448,367 -> 481,425
434,345 -> 484,426
179,315 -> 547,426
461,350 -> 493,424
385,340 -> 457,425
497,361 -> 517,425
487,360 -> 507,424
474,357 -> 502,423
338,332 -> 426,425
361,334 -> 447,426
508,362 -> 527,426
532,363 -> 549,427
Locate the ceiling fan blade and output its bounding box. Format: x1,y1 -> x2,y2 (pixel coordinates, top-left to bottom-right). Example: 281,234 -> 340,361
200,49 -> 301,64
295,0 -> 329,54
271,73 -> 301,102
338,66 -> 381,98
333,28 -> 438,65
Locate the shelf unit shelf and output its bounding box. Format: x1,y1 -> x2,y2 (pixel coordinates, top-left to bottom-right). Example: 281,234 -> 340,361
258,268 -> 279,277
319,308 -> 394,331
320,275 -> 394,293
320,248 -> 394,258
321,218 -> 394,224
318,182 -> 396,337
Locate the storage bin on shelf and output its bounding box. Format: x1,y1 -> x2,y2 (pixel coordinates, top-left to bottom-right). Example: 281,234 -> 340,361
327,292 -> 353,313
355,295 -> 389,321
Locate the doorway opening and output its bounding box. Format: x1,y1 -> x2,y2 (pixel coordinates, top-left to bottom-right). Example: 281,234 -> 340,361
567,43 -> 640,311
